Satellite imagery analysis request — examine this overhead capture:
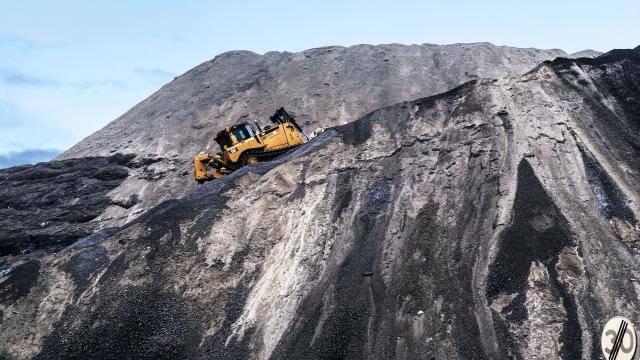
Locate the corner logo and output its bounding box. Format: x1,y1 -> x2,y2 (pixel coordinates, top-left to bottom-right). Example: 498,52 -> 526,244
602,316 -> 637,360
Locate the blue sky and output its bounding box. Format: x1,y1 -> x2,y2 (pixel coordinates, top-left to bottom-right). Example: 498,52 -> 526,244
1,0 -> 639,166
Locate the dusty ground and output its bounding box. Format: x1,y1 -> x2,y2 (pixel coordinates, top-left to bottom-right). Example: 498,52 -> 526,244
0,47 -> 638,359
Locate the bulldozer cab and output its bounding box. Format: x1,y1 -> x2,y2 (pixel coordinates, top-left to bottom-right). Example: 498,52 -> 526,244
215,122 -> 257,150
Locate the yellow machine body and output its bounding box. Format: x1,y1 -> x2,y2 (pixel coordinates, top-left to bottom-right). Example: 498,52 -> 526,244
193,108 -> 307,182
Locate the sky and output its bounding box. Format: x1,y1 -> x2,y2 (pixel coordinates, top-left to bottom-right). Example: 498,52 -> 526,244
0,0 -> 639,167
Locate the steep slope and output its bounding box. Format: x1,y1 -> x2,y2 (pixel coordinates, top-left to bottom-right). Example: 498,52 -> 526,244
1,47 -> 638,359
56,43 -> 593,229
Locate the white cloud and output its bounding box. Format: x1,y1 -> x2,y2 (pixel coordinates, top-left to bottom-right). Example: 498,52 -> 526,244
0,68 -> 58,86
0,35 -> 34,51
0,148 -> 61,168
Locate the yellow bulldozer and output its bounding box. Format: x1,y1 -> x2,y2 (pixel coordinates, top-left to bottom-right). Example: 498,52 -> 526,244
193,107 -> 308,183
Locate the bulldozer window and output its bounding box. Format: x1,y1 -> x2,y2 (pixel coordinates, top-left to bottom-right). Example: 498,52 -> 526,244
243,124 -> 256,138
232,128 -> 248,142
231,123 -> 256,143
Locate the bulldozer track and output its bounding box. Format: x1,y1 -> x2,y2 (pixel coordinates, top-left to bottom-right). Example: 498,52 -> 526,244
238,146 -> 300,167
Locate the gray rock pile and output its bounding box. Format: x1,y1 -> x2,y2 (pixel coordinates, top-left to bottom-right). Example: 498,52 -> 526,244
3,45 -> 638,360
58,43 -> 600,229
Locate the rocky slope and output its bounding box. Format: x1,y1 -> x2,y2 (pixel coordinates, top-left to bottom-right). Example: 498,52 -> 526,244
56,43 -> 599,230
1,47 -> 638,359
0,154 -> 133,258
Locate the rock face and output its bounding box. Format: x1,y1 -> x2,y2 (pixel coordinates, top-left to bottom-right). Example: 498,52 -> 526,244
0,154 -> 133,257
0,47 -> 638,359
0,153 -> 183,260
57,43 -> 597,229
